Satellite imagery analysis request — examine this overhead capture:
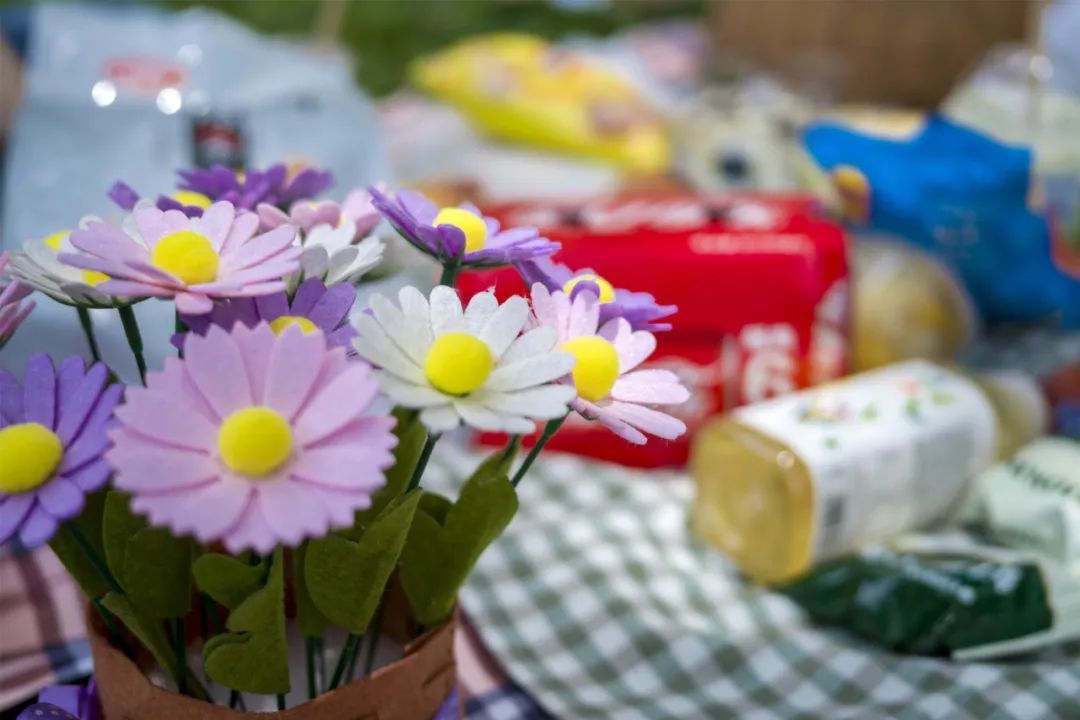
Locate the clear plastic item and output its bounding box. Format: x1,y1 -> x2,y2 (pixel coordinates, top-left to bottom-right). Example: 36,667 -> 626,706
691,360 -> 1047,584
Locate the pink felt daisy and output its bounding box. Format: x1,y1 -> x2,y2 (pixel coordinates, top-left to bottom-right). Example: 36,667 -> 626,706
0,252 -> 34,348
529,283 -> 689,444
256,188 -> 382,241
107,323 -> 397,553
62,202 -> 301,315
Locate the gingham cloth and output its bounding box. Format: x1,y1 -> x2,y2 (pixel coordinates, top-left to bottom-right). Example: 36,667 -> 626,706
442,453 -> 1080,720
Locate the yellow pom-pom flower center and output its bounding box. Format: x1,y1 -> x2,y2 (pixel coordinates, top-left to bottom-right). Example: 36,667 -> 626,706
172,191 -> 213,209
268,316 -> 318,336
43,230 -> 71,251
0,423 -> 63,493
433,207 -> 487,253
563,273 -> 616,304
82,270 -> 109,286
218,407 -> 293,478
424,332 -> 493,396
561,336 -> 620,402
151,230 -> 220,285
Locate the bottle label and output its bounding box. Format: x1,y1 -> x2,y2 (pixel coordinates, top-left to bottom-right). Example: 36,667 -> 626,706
735,360 -> 997,562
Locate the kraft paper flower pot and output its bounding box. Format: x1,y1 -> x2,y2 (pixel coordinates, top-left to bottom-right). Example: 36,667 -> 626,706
86,607 -> 458,720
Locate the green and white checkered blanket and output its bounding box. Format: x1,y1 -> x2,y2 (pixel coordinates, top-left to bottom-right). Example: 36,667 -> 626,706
431,452 -> 1080,719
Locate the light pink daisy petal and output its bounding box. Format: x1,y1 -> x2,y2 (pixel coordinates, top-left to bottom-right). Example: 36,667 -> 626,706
221,497 -> 276,555
184,326 -> 253,417
292,482 -> 371,528
134,207 -> 177,246
254,479 -> 328,546
567,290 -> 601,339
291,445 -> 389,490
611,369 -> 690,405
257,203 -> 290,230
221,211 -> 261,253
220,255 -> 302,284
115,388 -> 218,450
606,401 -> 686,440
222,281 -> 289,298
219,225 -> 296,273
602,319 -> 655,373
175,292 -> 214,315
232,322 -> 276,403
133,478 -> 251,544
69,223 -> 147,264
108,439 -> 218,492
294,365 -> 376,446
193,202 -> 237,251
122,259 -> 185,287
96,280 -> 173,298
262,326 -> 328,419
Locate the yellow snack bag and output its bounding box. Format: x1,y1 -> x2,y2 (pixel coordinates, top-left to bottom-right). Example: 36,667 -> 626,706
411,33 -> 669,173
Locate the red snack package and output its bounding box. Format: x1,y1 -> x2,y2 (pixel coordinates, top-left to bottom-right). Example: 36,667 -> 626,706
457,193 -> 850,467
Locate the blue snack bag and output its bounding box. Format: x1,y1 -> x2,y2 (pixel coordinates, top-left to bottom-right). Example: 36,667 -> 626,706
804,115 -> 1080,327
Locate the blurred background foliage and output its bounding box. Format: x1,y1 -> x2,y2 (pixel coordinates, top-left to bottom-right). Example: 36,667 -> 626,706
161,0 -> 704,96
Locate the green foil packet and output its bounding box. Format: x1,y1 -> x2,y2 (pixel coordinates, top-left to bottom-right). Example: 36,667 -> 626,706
781,533 -> 1080,659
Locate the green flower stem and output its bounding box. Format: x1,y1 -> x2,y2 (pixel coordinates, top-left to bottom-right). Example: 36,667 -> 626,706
438,252 -> 462,288
276,693 -> 286,710
117,305 -> 147,384
63,522 -> 122,594
344,634 -> 363,683
511,415 -> 567,486
229,690 -> 244,710
305,637 -> 319,699
172,618 -> 188,696
175,311 -> 186,358
76,307 -> 102,363
328,633 -> 361,691
362,602 -> 386,677
406,432 -> 441,493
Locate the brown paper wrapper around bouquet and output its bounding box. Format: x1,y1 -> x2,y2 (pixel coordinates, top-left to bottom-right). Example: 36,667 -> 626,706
87,598 -> 457,720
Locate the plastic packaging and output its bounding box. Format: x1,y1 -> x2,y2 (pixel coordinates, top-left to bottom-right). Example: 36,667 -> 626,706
782,533 -> 1074,659
692,360 -> 1046,584
410,33 -> 669,173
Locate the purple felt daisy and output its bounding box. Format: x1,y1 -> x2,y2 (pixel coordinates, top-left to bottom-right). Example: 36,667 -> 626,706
0,252 -> 34,347
370,187 -> 559,268
108,323 -> 396,554
18,681 -> 102,720
62,201 -> 300,315
175,277 -> 357,352
179,163 -> 333,211
0,355 -> 123,548
108,164 -> 334,218
517,257 -> 676,332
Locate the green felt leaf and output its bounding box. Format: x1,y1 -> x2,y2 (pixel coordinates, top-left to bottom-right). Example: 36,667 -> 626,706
418,491 -> 453,524
204,548 -> 289,694
349,408 -> 426,534
102,491 -> 192,618
292,544 -> 329,637
307,490 -> 421,633
400,471 -> 519,626
48,489 -> 109,598
193,553 -> 268,610
101,591 -> 179,682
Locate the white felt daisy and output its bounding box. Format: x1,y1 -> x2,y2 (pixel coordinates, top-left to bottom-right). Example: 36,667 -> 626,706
292,223 -> 385,289
8,223 -> 129,308
352,286 -> 576,434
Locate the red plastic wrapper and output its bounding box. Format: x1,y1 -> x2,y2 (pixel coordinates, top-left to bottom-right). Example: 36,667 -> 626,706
458,193 -> 851,467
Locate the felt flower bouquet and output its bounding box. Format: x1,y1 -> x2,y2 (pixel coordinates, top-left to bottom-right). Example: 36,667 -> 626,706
0,165 -> 687,718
